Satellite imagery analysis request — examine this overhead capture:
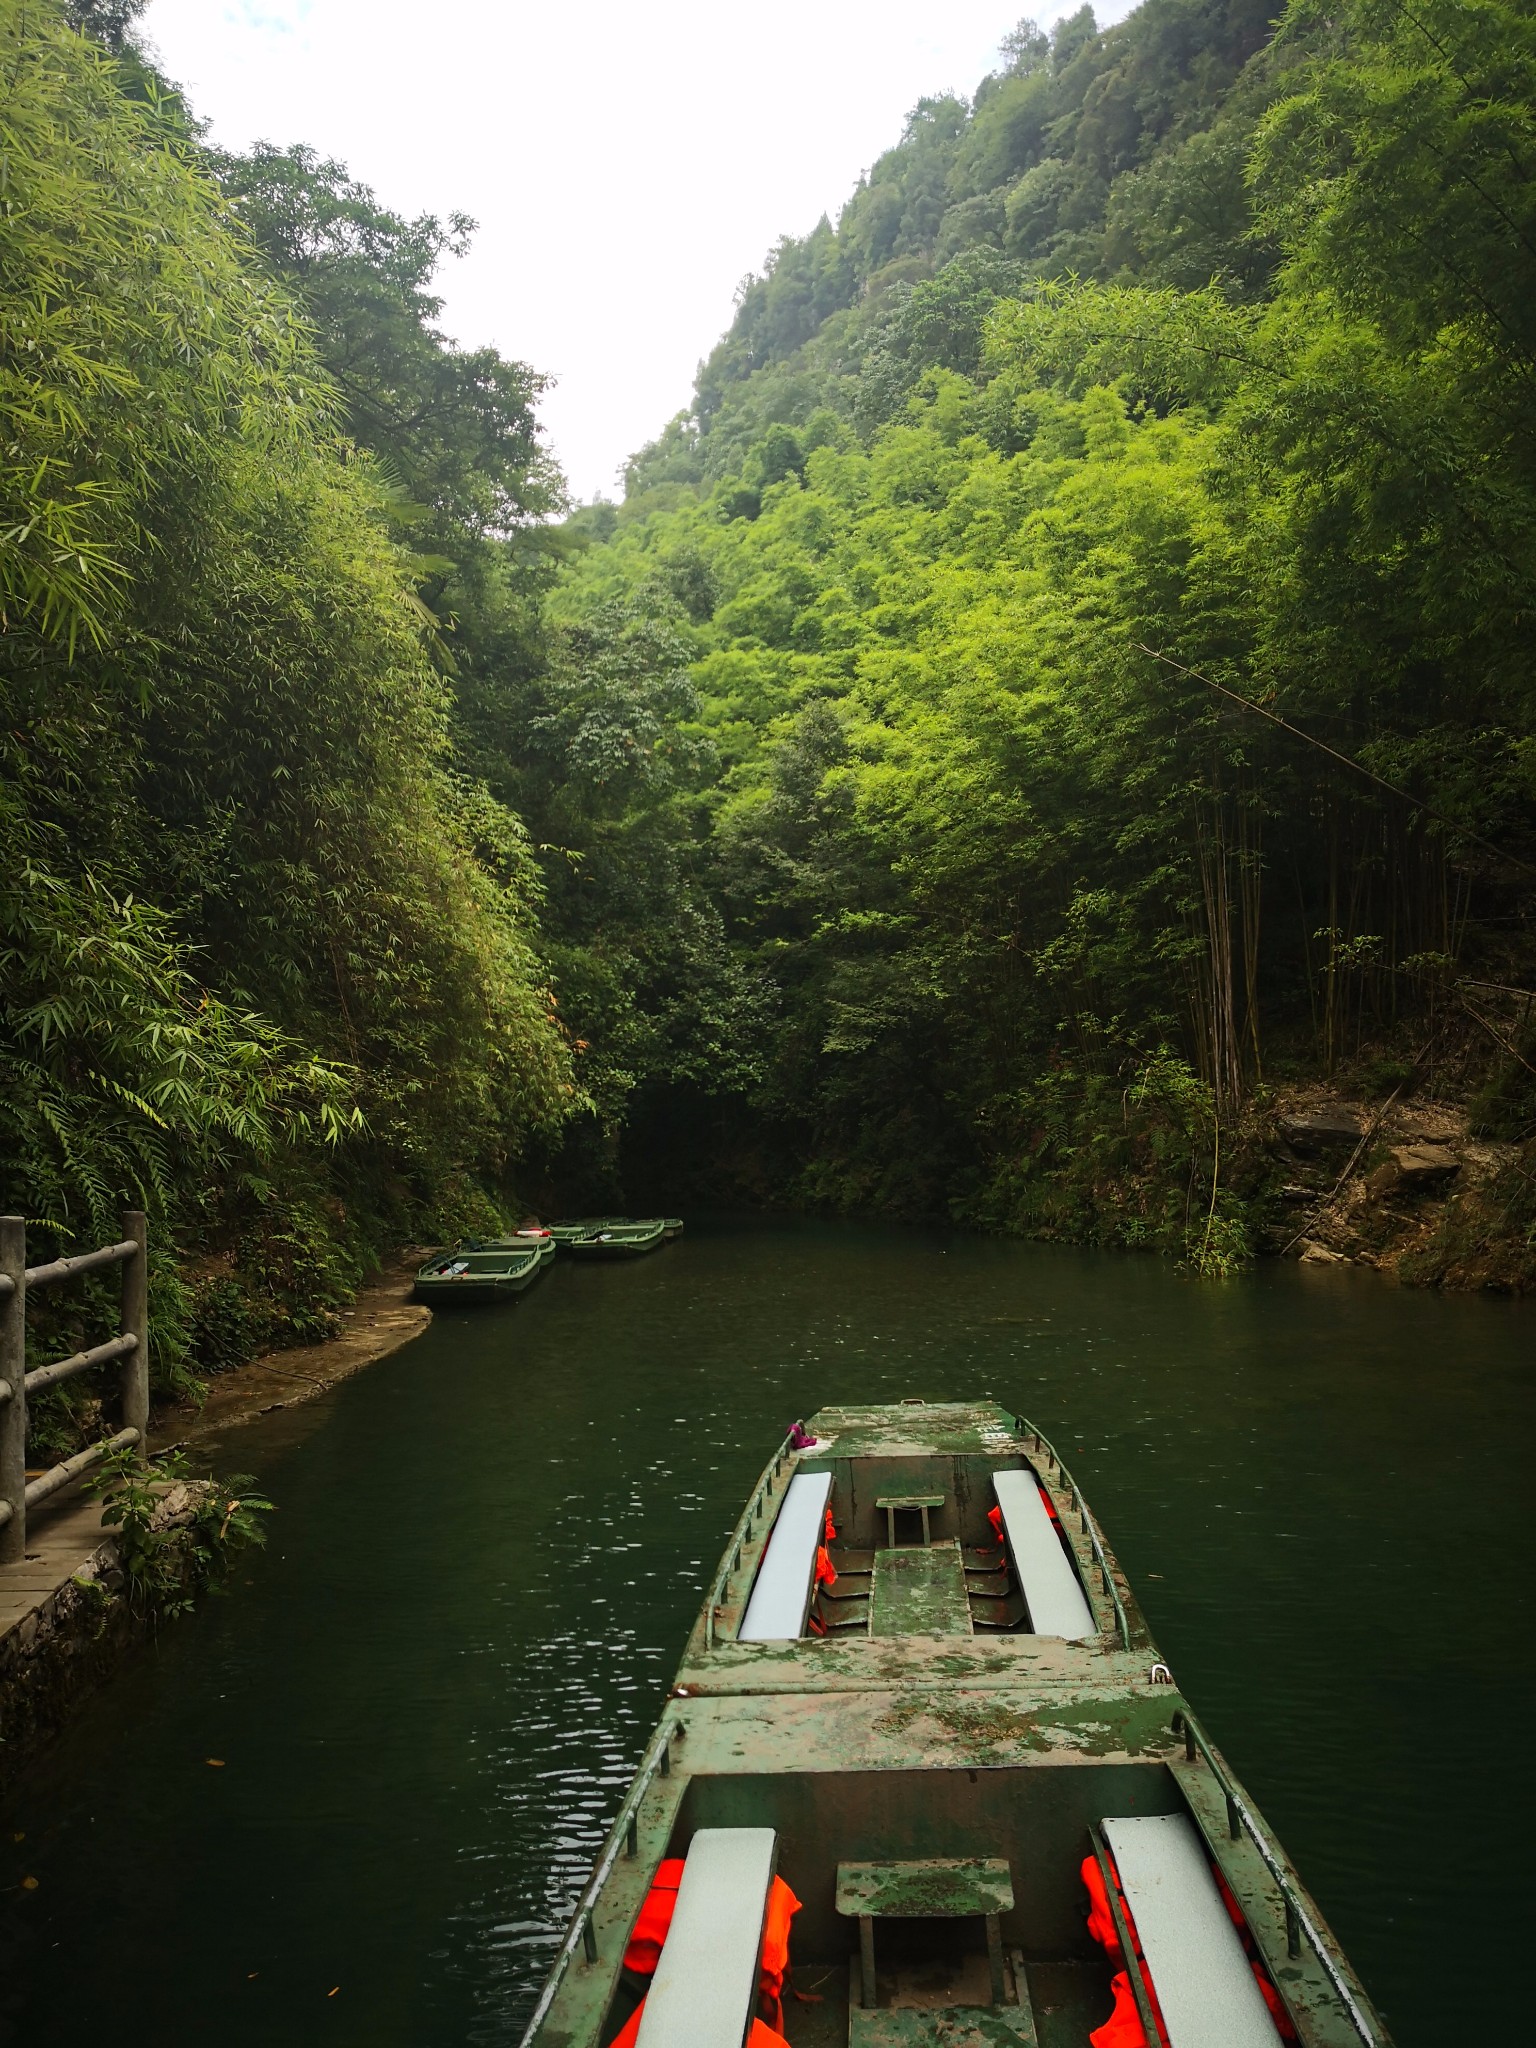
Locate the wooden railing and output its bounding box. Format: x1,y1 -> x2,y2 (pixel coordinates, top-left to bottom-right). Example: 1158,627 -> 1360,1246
0,1210 -> 148,1565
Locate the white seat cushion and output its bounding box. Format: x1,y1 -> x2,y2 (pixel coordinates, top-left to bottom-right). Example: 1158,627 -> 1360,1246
739,1470 -> 833,1640
991,1469 -> 1095,1639
1102,1814 -> 1279,2048
636,1828 -> 777,2048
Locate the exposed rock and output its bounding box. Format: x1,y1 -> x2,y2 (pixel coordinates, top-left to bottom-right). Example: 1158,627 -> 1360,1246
1368,1143 -> 1461,1199
1388,1143 -> 1460,1183
1280,1112 -> 1363,1151
1298,1239 -> 1351,1263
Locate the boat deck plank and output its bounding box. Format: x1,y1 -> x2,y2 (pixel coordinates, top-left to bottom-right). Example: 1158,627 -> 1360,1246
869,1541 -> 973,1636
740,1470 -> 833,1641
991,1472 -> 1095,1641
847,2011 -> 1037,2045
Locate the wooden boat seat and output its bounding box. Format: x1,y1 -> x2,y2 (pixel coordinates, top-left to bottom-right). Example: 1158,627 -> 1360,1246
739,1470 -> 832,1640
990,1471 -> 1095,1639
1099,1814 -> 1278,2048
836,1858 -> 1040,2043
875,1493 -> 945,1547
635,1828 -> 777,2048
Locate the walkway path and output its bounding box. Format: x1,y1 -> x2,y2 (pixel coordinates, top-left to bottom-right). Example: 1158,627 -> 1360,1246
0,1493 -> 113,1642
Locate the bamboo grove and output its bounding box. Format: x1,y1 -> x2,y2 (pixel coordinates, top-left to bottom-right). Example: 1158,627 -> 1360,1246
3,0 -> 1535,1431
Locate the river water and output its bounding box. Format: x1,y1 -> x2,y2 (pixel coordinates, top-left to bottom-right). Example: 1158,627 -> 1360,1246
1,1217 -> 1531,2046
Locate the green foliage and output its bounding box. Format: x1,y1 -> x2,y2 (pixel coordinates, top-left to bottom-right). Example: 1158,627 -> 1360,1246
15,0 -> 1536,1303
0,2 -> 573,1394
625,0 -> 1286,498
553,0 -> 1536,1268
89,1447 -> 273,1619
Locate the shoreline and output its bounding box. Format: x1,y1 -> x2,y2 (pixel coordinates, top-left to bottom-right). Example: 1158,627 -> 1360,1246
150,1253 -> 432,1453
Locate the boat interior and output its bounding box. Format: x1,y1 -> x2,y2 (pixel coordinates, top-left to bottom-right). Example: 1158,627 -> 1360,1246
417,1244 -> 538,1281
599,1759 -> 1290,2048
739,1449 -> 1098,1644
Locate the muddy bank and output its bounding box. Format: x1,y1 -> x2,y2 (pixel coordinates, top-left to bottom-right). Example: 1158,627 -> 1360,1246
151,1253 -> 432,1451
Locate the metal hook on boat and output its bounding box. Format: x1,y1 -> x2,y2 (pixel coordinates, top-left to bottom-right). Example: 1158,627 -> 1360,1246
1149,1661 -> 1173,1685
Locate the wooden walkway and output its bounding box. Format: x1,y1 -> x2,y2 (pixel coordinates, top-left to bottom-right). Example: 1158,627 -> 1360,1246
0,1490 -> 115,1643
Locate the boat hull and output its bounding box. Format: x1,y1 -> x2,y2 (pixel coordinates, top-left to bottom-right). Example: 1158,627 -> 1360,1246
560,1228 -> 664,1259
412,1238 -> 546,1301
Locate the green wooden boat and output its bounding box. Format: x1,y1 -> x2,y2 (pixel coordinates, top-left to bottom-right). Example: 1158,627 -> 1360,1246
521,1399 -> 1389,2048
412,1236 -> 547,1302
547,1217 -> 669,1258
479,1230 -> 557,1272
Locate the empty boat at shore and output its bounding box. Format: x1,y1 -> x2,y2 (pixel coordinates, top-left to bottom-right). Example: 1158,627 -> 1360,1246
548,1217 -> 673,1258
413,1230 -> 553,1302
519,1399 -> 1389,2048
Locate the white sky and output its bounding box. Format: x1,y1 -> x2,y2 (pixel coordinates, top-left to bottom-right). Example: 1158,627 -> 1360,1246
139,1 -> 1137,502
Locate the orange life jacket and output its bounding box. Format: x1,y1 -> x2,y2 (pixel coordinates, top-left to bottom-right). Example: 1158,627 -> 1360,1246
1080,1852 -> 1172,2048
621,1858 -> 685,1975
1090,1970 -> 1149,2048
610,2001 -> 646,2048
824,1505 -> 836,1542
988,1489 -> 1061,1551
814,1545 -> 837,1590
1080,1853 -> 1121,1959
1253,1961 -> 1298,2040
1212,1862 -> 1298,2041
1083,1849 -> 1295,2047
757,1875 -> 802,2027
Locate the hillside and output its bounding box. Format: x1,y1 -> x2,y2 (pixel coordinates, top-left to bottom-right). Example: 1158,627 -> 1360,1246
622,0 -> 1289,501
548,0 -> 1536,1283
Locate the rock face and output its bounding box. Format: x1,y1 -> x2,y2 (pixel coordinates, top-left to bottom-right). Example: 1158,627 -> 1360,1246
1280,1112 -> 1364,1151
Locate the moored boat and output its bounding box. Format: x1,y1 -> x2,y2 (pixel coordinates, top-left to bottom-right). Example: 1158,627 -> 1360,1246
480,1228 -> 557,1273
548,1217 -> 669,1257
520,1399 -> 1390,2048
413,1237 -> 548,1302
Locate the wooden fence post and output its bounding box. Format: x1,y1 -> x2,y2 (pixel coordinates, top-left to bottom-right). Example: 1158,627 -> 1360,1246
120,1209 -> 148,1447
0,1216 -> 25,1563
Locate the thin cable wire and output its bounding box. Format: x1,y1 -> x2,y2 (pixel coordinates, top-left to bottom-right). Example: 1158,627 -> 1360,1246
1136,643 -> 1536,877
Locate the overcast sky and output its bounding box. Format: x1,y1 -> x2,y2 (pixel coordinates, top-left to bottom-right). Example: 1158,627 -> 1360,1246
139,1 -> 1137,502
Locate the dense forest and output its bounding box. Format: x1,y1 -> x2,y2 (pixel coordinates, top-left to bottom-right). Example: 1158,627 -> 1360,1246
2,0 -> 1535,1438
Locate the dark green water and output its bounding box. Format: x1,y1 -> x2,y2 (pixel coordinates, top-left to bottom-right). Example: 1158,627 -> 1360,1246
2,1217 -> 1532,2046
